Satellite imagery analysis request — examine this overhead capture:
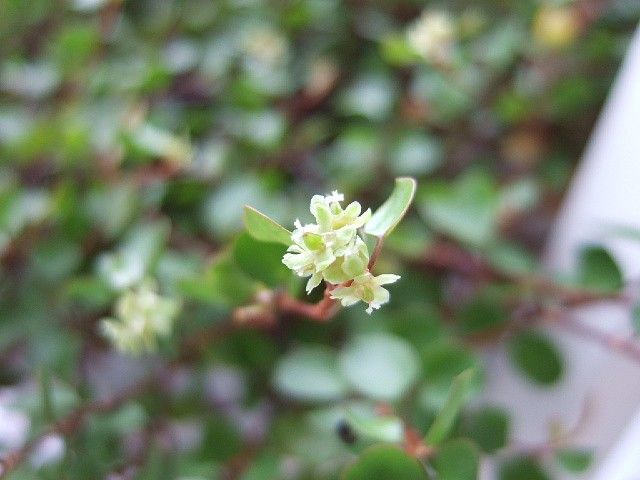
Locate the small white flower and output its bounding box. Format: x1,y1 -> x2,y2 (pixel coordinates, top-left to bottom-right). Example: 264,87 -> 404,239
330,272 -> 401,314
242,25 -> 288,67
310,191 -> 371,232
101,280 -> 180,355
321,236 -> 370,285
283,191 -> 372,293
325,190 -> 344,203
407,10 -> 456,64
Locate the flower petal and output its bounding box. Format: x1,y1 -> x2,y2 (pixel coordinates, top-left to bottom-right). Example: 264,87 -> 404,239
375,274 -> 401,285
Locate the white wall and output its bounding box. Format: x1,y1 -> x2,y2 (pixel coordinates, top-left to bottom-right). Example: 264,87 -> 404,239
483,26 -> 640,479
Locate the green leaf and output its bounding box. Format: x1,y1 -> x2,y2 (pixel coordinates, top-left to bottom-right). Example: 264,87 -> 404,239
364,177 -> 417,238
459,290 -> 508,335
200,416 -> 243,462
632,303 -> 640,337
432,439 -> 480,480
243,205 -> 292,246
578,245 -> 623,292
339,333 -> 421,402
425,369 -> 475,446
508,331 -> 563,386
233,233 -> 289,287
499,457 -> 551,480
421,342 -> 483,402
241,453 -> 281,480
272,346 -> 348,403
390,132 -> 443,177
179,252 -> 256,307
337,74 -> 398,121
464,406 -> 510,453
486,243 -> 537,276
556,449 -> 593,473
418,171 -> 499,247
380,34 -> 420,66
345,410 -> 403,443
384,219 -> 434,258
343,445 -> 427,480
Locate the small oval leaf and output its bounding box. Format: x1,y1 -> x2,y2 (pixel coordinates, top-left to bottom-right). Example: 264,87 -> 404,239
556,449 -> 592,473
364,177 -> 417,238
339,333 -> 421,402
343,445 -> 428,480
578,245 -> 623,293
243,206 -> 292,246
432,439 -> 480,480
500,457 -> 551,480
464,406 -> 510,453
508,331 -> 563,386
272,346 -> 348,403
233,233 -> 288,287
345,410 -> 404,443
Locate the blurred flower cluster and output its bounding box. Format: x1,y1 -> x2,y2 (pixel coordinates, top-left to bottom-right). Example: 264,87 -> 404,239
101,280 -> 181,355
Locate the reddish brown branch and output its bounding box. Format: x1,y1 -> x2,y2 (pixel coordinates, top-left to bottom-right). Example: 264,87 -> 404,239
276,287 -> 339,322
422,240 -> 626,307
367,237 -> 385,271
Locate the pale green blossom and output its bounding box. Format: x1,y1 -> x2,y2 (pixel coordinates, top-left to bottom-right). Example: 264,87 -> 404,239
101,280 -> 180,355
309,190 -> 371,232
283,191 -> 371,293
330,272 -> 401,314
406,10 -> 456,64
282,190 -> 400,314
242,25 -> 288,67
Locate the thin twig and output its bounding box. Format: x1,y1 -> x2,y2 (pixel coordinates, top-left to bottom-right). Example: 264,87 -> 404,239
367,237 -> 385,271
422,240 -> 626,307
0,378 -> 156,479
551,310 -> 640,365
276,287 -> 339,322
0,319 -> 238,478
503,396 -> 592,458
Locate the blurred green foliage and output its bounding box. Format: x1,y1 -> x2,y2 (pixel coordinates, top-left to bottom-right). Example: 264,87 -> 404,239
1,0 -> 638,478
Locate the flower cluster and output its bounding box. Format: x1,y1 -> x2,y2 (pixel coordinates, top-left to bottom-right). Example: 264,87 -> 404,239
101,280 -> 181,355
406,10 -> 456,64
282,191 -> 400,314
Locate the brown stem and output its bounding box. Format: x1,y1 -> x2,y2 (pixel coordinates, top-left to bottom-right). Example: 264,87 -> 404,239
553,311 -> 640,365
504,396 -> 592,458
276,287 -> 338,322
422,240 -> 626,307
367,237 -> 385,271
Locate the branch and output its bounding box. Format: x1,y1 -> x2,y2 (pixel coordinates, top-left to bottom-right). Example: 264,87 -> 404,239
0,320 -> 237,478
422,240 -> 626,307
502,396 -> 592,458
0,378 -> 155,479
551,310 -> 640,365
367,237 -> 385,271
275,287 -> 339,322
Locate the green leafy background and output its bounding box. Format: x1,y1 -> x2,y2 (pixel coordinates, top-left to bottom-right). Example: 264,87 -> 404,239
1,0 -> 638,478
